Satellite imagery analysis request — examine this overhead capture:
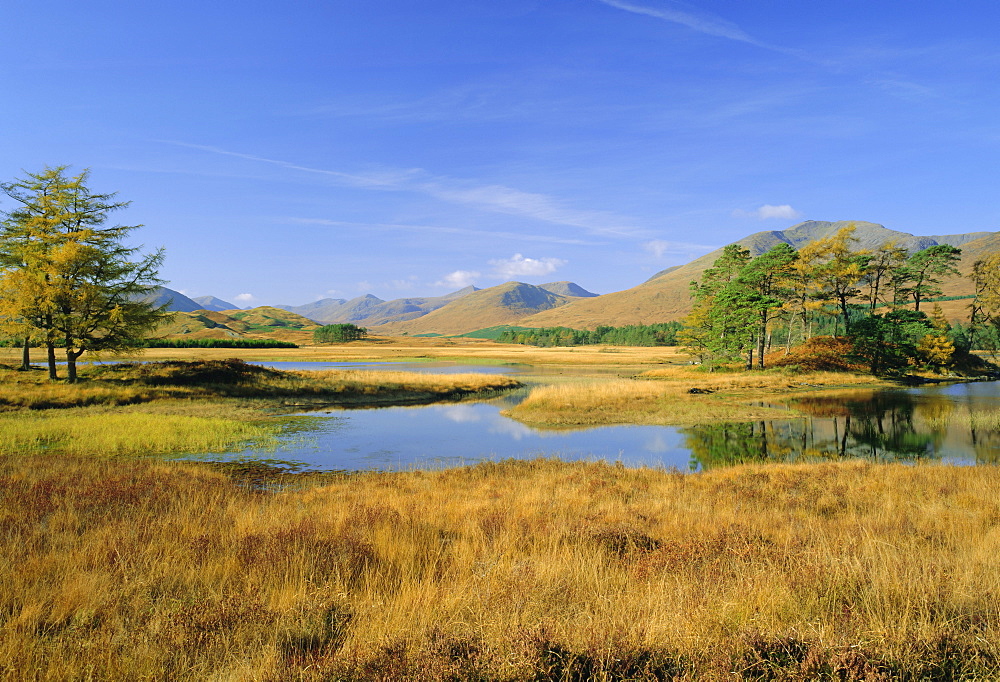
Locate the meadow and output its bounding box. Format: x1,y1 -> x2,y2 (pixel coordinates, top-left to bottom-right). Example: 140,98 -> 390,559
2,342 -> 998,680
2,456 -> 998,680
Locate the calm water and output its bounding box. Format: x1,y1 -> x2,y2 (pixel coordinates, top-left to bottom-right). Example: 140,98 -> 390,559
183,362 -> 1000,471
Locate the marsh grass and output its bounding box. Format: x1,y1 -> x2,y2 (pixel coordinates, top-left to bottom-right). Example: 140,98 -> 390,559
504,368 -> 887,427
0,360 -> 518,458
2,456 -> 998,680
0,360 -> 520,411
0,410 -> 279,457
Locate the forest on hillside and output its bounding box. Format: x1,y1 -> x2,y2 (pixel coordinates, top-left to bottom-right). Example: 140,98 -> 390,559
680,225 -> 1000,373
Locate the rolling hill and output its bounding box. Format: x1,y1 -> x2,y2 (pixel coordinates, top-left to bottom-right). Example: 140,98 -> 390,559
517,221 -> 999,330
373,282 -> 576,335
191,295 -> 240,311
154,306 -> 320,344
141,287 -> 204,313
277,286 -> 480,325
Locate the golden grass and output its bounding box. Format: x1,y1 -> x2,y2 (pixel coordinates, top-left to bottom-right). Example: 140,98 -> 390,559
0,340 -> 693,370
505,379 -> 793,427
0,361 -> 520,411
0,410 -> 278,457
505,369 -> 892,427
2,456 -> 998,680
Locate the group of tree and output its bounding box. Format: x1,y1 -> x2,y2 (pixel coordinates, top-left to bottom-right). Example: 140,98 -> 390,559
679,224 -> 1000,373
496,322 -> 682,347
0,166 -> 170,382
313,323 -> 368,343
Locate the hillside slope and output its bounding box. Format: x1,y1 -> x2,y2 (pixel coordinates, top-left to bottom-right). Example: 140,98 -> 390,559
191,295 -> 239,311
278,287 -> 479,325
519,221 -> 998,329
374,282 -> 572,335
141,287 -> 204,313
155,306 -> 320,343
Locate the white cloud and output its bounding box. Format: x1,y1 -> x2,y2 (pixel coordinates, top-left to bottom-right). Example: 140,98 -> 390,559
733,204 -> 804,221
233,293 -> 256,304
489,253 -> 567,279
642,240 -> 671,258
436,270 -> 481,289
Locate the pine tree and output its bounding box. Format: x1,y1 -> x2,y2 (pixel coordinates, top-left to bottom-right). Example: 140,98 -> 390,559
897,244 -> 962,312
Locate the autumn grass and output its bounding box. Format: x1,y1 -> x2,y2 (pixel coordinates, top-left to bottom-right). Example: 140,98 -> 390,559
0,340 -> 692,370
0,410 -> 279,457
0,360 -> 519,458
506,367 -> 892,427
0,360 -> 521,411
2,455 -> 998,680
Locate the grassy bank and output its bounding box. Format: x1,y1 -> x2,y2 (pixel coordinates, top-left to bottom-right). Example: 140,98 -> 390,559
1,456 -> 997,680
0,340 -> 691,370
506,368 -> 892,427
0,360 -> 521,412
0,359 -> 520,458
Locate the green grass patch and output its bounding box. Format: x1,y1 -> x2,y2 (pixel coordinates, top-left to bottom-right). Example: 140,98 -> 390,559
0,410 -> 278,456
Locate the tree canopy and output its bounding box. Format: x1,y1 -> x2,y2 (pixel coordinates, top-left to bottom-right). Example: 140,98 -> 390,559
0,166 -> 170,381
680,225 -> 973,373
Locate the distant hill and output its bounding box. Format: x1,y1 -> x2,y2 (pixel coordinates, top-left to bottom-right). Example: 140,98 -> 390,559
191,295 -> 240,311
538,281 -> 599,298
518,221 -> 999,329
278,286 -> 480,325
155,306 -> 320,344
374,282 -> 572,335
142,287 -> 204,313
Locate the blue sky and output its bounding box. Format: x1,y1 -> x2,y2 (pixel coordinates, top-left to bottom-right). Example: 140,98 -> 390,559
3,1 -> 999,307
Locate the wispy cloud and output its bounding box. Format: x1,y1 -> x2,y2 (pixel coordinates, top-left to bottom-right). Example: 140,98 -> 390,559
866,74 -> 937,101
425,183 -> 639,237
489,253 -> 567,279
597,0 -> 758,44
285,218 -> 602,246
163,141 -> 641,237
233,293 -> 256,305
642,238 -> 718,261
595,0 -> 807,59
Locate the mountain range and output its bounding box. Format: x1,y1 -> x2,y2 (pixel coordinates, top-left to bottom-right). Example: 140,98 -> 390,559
153,221 -> 999,338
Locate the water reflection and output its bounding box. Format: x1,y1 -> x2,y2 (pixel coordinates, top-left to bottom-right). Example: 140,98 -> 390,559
682,386 -> 1000,469
184,380 -> 1000,472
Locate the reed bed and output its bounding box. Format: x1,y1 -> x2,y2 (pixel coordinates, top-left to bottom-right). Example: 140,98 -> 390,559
1,456 -> 997,680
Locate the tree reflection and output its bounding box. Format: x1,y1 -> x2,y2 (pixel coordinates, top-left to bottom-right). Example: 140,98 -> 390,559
679,389 -> 985,469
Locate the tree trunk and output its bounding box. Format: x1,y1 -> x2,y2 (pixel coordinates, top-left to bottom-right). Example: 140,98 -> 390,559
756,319 -> 767,370
66,348 -> 83,384
839,295 -> 852,335
46,343 -> 58,381
20,338 -> 30,371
